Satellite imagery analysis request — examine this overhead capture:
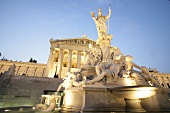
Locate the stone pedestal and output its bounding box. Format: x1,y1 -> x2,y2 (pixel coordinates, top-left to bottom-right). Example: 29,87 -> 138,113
61,86 -> 125,112
62,88 -> 84,111
81,87 -> 125,112
96,34 -> 112,45
80,66 -> 97,78
125,99 -> 145,112
61,86 -> 158,112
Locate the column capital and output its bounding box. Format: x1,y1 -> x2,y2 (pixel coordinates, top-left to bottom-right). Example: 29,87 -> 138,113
77,50 -> 82,55
77,50 -> 82,52
59,48 -> 63,50
68,49 -> 73,52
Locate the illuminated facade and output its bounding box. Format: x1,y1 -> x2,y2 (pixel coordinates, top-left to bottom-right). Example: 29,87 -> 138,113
0,60 -> 46,77
45,35 -> 96,78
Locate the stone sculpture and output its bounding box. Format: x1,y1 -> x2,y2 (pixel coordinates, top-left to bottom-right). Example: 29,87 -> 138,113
85,56 -> 123,84
57,72 -> 83,90
100,44 -> 111,62
59,7 -> 168,112
58,41 -> 162,88
84,44 -> 102,66
36,97 -> 56,112
110,46 -> 124,60
90,8 -> 111,37
61,49 -> 163,88
120,55 -> 164,88
91,6 -> 113,62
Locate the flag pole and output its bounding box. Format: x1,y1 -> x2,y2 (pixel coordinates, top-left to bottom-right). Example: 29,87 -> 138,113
108,4 -> 111,33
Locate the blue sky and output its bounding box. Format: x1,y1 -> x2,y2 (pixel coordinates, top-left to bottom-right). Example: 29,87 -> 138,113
0,0 -> 170,73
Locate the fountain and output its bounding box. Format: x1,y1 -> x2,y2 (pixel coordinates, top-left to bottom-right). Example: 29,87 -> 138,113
111,85 -> 158,112
37,6 -> 169,112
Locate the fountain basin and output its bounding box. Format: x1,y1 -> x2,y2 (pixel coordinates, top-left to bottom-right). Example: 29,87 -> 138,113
110,85 -> 158,99
61,85 -> 159,112
62,86 -> 125,112
110,85 -> 158,112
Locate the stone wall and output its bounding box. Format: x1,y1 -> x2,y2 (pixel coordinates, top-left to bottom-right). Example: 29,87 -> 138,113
141,92 -> 170,111
0,74 -> 63,108
0,60 -> 80,78
0,60 -> 47,77
152,73 -> 170,88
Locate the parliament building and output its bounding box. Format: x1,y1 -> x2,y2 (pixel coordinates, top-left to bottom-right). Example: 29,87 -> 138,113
0,35 -> 170,89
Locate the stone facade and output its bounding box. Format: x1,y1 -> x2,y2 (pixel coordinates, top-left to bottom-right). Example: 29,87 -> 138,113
0,75 -> 63,108
152,72 -> 170,88
45,35 -> 96,78
0,60 -> 46,77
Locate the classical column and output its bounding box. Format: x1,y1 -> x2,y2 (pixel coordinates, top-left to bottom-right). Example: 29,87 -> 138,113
83,51 -> 87,63
57,49 -> 63,78
42,68 -> 46,77
0,65 -> 3,72
25,67 -> 29,76
45,47 -> 55,77
67,50 -> 72,72
33,67 -> 37,76
16,66 -> 21,75
77,51 -> 81,69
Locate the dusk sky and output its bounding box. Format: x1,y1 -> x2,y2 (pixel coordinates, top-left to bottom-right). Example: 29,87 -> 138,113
0,0 -> 170,73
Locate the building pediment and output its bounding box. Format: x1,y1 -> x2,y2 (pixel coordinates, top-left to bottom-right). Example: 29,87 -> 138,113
50,36 -> 96,46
